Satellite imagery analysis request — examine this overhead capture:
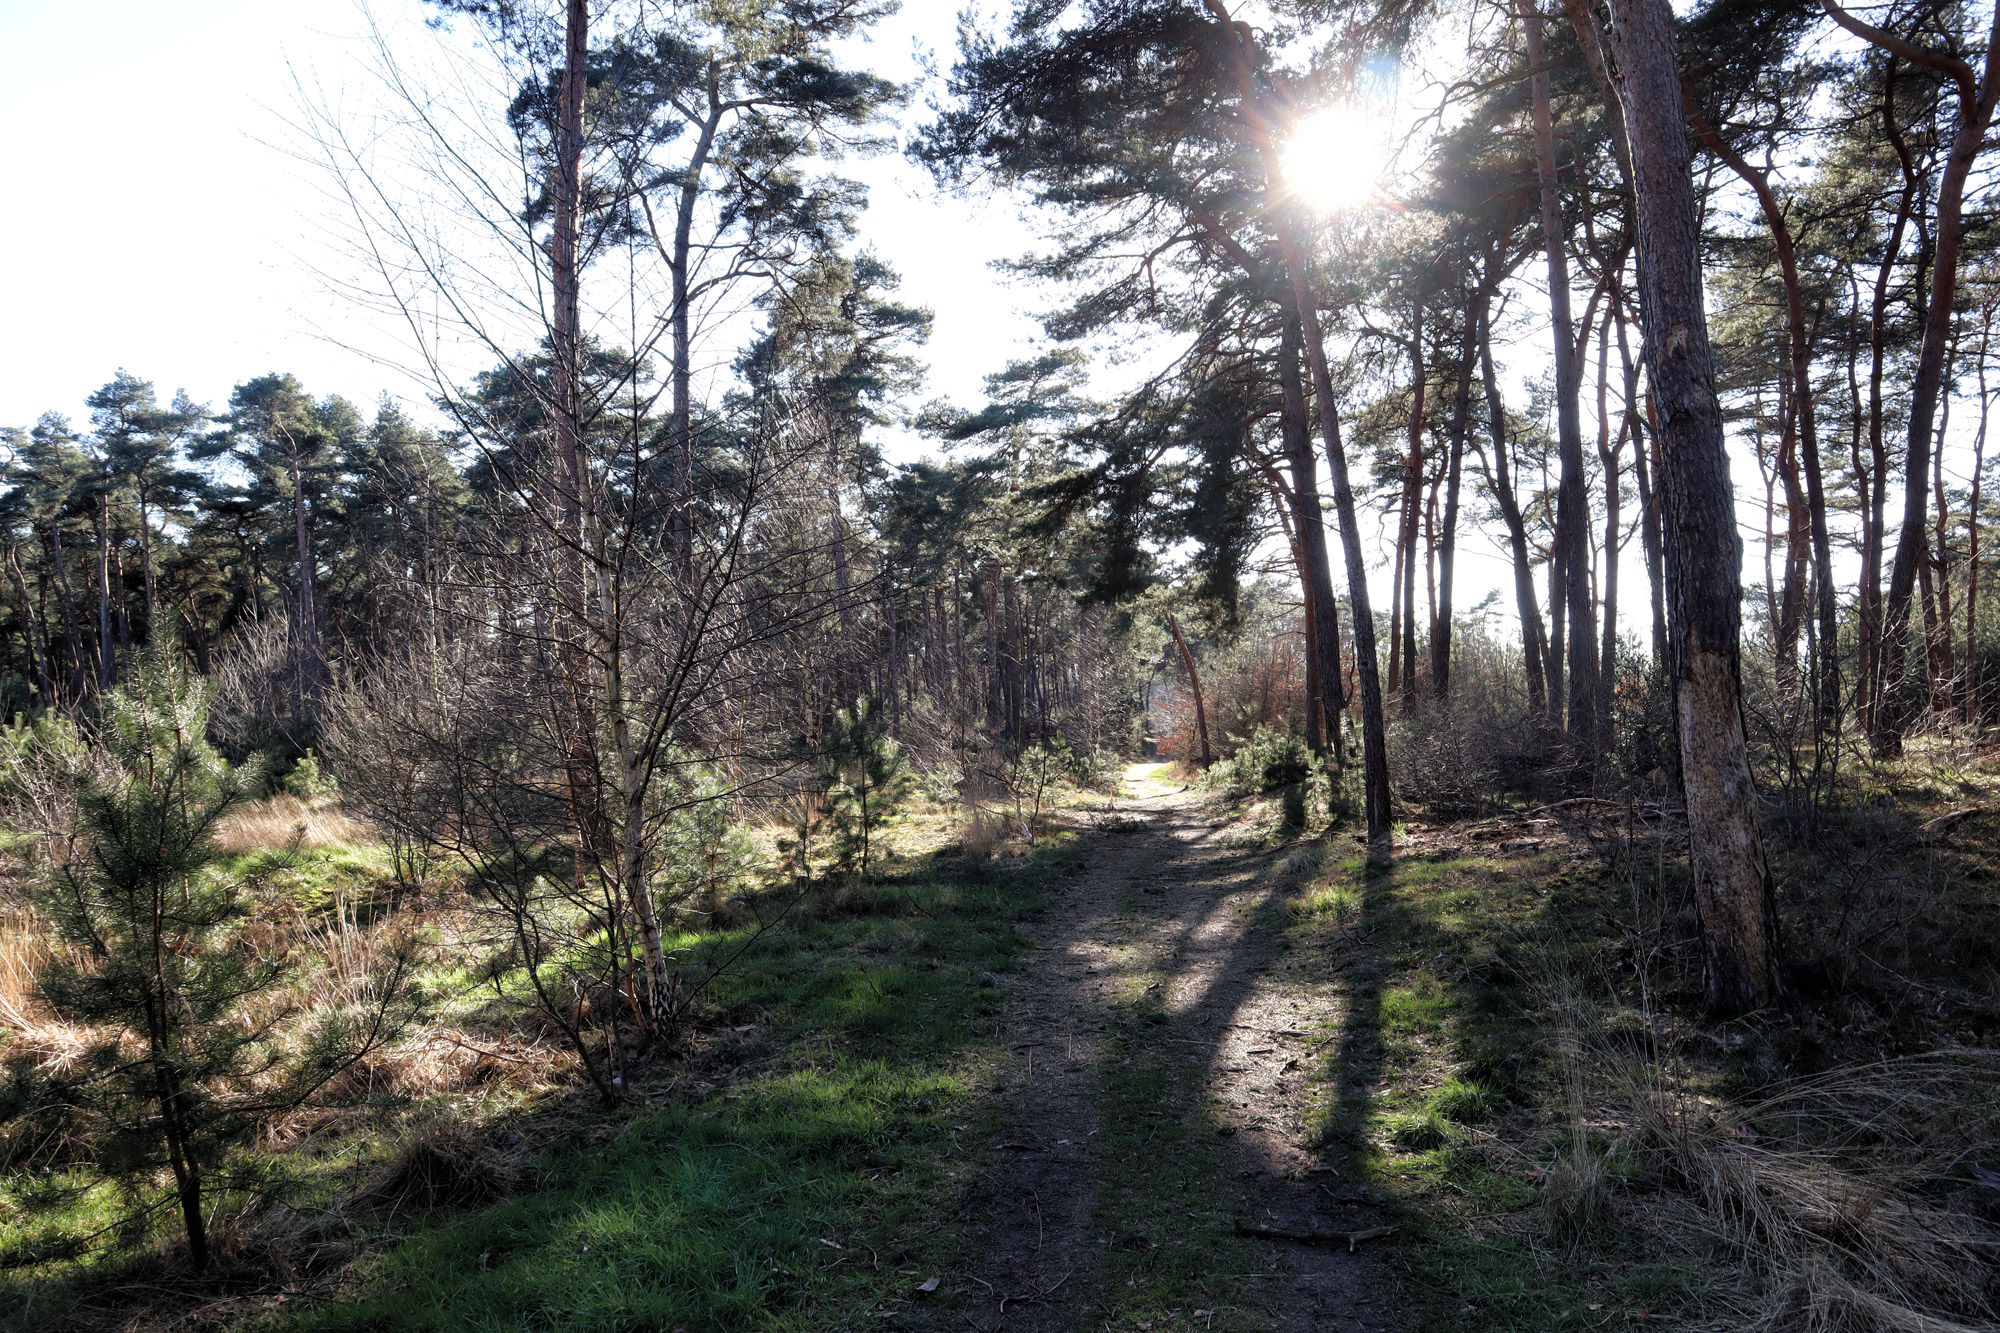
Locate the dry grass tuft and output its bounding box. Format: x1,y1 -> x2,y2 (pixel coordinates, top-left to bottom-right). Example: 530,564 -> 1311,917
353,1122 -> 518,1216
317,1029 -> 565,1107
960,807 -> 1004,861
1758,1260 -> 1994,1333
215,795 -> 372,856
1541,1138 -> 1611,1246
0,905 -> 57,1031
1588,1048 -> 2000,1330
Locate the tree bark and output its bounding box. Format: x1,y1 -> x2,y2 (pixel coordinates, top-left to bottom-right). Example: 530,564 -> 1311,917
95,486 -> 113,690
7,543 -> 49,702
1204,0 -> 1390,842
1860,70 -> 1917,730
1969,306 -> 1993,725
1615,300 -> 1669,676
1689,108 -> 1840,733
1401,298 -> 1425,708
1478,310 -> 1548,715
1432,293 -> 1480,700
668,68 -> 725,576
1595,308 -> 1622,751
1521,0 -> 1598,758
1281,311 -> 1347,754
1167,613 -> 1212,768
1602,0 -> 1785,1013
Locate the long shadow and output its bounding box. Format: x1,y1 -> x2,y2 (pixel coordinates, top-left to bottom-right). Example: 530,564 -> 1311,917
996,788 -> 1406,1331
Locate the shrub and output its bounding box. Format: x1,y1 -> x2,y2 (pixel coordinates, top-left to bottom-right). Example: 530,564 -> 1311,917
283,748 -> 338,799
1213,723 -> 1311,798
654,754 -> 758,924
915,757 -> 964,806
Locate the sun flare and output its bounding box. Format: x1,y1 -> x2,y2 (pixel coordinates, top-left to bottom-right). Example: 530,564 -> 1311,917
1281,105 -> 1389,212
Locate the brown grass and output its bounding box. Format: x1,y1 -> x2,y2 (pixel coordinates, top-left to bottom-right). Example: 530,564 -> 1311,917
0,904 -> 55,1030
214,795 -> 372,856
1566,1036 -> 2000,1330
352,1121 -> 519,1216
959,807 -> 1004,861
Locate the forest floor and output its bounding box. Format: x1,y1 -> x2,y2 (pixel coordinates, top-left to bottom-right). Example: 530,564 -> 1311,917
11,753 -> 1999,1333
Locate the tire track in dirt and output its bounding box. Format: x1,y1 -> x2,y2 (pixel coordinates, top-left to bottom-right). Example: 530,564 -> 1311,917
954,768 -> 1403,1331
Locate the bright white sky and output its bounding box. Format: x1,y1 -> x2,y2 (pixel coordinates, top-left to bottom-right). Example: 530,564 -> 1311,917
0,0 -> 1752,646
0,0 -> 1044,431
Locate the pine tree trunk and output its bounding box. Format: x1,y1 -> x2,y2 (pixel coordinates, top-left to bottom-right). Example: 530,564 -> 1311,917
1595,309 -> 1622,750
1522,0 -> 1598,758
1432,296 -> 1480,700
1843,1 -> 2000,754
1860,85 -> 1915,730
1205,0 -> 1390,841
1932,399 -> 1958,715
95,489 -> 113,690
1603,0 -> 1784,1013
668,70 -> 725,576
1401,300 -> 1425,710
1969,312 -> 1992,724
1168,613 -> 1211,768
1479,312 -> 1548,716
1289,288 -> 1393,842
1693,111 -> 1841,732
1281,312 -> 1346,753
7,543 -> 49,702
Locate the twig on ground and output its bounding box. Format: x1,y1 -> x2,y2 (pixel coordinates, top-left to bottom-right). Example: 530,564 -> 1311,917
1233,1218 -> 1397,1252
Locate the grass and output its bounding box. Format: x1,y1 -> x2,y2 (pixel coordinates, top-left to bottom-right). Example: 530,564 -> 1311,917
0,786 -> 1102,1333
11,747 -> 2000,1332
1079,978 -> 1262,1330
1274,833 -> 1715,1331
279,830 -> 1088,1332
1275,763 -> 2000,1333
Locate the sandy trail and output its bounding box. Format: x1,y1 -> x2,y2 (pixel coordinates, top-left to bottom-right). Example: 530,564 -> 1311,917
954,766 -> 1402,1331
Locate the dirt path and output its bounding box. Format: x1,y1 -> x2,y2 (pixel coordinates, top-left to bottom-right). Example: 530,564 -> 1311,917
953,766 -> 1402,1331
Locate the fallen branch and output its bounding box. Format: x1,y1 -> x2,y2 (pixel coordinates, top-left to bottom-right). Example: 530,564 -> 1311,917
1233,1218 -> 1398,1252
1919,807 -> 1990,840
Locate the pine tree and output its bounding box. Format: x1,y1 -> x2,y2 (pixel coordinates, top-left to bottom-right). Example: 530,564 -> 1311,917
817,698 -> 912,882
0,647 -> 416,1270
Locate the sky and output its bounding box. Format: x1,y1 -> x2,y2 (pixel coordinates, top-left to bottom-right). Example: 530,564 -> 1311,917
0,0 -> 1046,428
0,0 -> 1659,640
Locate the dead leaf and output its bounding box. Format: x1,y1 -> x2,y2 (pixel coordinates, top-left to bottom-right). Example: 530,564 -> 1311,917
916,1276 -> 940,1294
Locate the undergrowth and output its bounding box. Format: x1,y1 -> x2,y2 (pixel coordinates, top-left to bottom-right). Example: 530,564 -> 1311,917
1284,757 -> 2000,1333
0,802 -> 1086,1333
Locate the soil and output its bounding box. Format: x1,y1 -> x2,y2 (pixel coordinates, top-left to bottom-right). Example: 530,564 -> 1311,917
952,767 -> 1404,1331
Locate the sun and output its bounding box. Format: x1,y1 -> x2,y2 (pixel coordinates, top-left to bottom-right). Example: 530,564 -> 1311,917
1281,105 -> 1389,212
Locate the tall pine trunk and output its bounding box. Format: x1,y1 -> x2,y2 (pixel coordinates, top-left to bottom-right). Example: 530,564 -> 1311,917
1521,0 -> 1598,758
1603,0 -> 1784,1013
1281,312 -> 1347,755
1203,0 -> 1391,841
1479,313 -> 1548,715
1831,1 -> 2000,753
1432,295 -> 1480,700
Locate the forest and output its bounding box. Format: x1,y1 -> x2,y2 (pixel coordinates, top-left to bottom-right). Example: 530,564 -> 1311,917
1,0 -> 1998,1329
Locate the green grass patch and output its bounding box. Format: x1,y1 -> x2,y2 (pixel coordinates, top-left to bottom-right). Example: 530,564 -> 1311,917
1283,841 -> 1704,1332
282,846 -> 1083,1332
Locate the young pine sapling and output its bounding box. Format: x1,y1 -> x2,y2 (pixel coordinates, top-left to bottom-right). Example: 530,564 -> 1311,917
2,649 -> 419,1271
